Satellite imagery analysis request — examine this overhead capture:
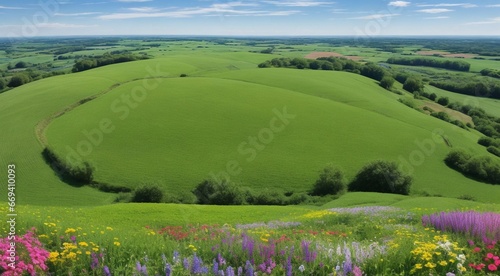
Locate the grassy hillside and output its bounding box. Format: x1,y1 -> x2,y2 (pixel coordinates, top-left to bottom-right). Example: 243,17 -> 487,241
44,64 -> 500,203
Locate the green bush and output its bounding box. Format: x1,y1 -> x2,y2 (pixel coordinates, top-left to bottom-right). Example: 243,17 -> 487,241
444,150 -> 500,184
348,160 -> 412,195
380,76 -> 395,90
403,77 -> 424,93
192,179 -> 244,205
437,97 -> 449,106
311,165 -> 345,196
487,146 -> 500,158
131,185 -> 164,203
8,74 -> 31,88
41,147 -> 93,184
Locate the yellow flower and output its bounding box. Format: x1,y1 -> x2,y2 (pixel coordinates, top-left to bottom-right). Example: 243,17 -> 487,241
78,242 -> 88,247
414,264 -> 423,269
65,252 -> 77,260
38,234 -> 49,239
106,227 -> 113,231
92,247 -> 99,252
188,244 -> 197,251
85,251 -> 91,255
114,241 -> 121,246
65,228 -> 77,234
49,252 -> 60,262
424,262 -> 436,269
439,260 -> 447,266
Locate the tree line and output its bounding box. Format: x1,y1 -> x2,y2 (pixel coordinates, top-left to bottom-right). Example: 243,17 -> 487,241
72,53 -> 149,73
481,68 -> 500,79
387,57 -> 471,72
429,79 -> 500,99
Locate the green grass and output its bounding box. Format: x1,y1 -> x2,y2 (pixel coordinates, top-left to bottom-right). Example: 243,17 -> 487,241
424,85 -> 500,117
2,45 -> 500,207
42,64 -> 500,203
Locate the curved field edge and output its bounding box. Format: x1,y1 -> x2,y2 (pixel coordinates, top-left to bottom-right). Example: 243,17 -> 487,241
0,56 -> 258,206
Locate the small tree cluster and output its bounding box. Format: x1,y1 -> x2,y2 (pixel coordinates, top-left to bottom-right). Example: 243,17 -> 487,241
444,149 -> 500,184
131,185 -> 164,203
310,165 -> 346,196
348,160 -> 412,195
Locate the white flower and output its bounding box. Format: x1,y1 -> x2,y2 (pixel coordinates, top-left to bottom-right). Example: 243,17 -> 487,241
457,254 -> 466,263
299,265 -> 305,272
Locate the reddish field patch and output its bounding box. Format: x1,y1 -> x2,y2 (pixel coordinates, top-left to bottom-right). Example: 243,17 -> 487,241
305,52 -> 363,61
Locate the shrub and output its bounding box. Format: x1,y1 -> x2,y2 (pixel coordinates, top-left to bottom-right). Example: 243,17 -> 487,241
0,78 -> 5,90
348,160 -> 412,195
192,179 -> 244,205
8,74 -> 31,87
444,150 -> 500,184
403,77 -> 424,93
131,185 -> 164,203
311,165 -> 345,196
437,97 -> 449,106
379,76 -> 395,90
180,74 -> 188,77
487,146 -> 500,158
41,147 -> 93,184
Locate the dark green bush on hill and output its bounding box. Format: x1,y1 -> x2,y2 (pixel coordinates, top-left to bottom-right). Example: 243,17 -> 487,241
8,74 -> 31,88
72,53 -> 149,73
0,78 -> 5,90
192,179 -> 244,205
311,165 -> 345,196
444,149 -> 500,184
41,147 -> 94,185
131,185 -> 164,203
387,57 -> 470,71
348,160 -> 412,195
380,76 -> 395,90
487,146 -> 500,158
403,77 -> 424,93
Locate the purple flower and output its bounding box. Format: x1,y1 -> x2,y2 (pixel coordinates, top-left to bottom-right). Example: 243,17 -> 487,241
353,266 -> 362,276
91,252 -> 99,270
237,266 -> 243,276
301,241 -> 317,263
103,266 -> 111,276
242,234 -> 255,262
245,260 -> 253,276
173,251 -> 180,264
136,261 -> 148,276
343,247 -> 353,275
226,266 -> 235,276
286,246 -> 294,276
191,254 -> 203,274
213,259 -> 219,275
218,253 -> 227,266
165,263 -> 171,276
183,258 -> 190,270
70,236 -> 77,243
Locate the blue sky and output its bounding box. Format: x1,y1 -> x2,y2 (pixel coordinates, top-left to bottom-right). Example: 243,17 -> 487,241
0,0 -> 499,37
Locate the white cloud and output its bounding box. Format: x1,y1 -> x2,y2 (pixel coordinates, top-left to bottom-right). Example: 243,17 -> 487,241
425,16 -> 449,19
0,5 -> 26,9
35,23 -> 98,28
116,0 -> 153,2
55,12 -> 102,16
262,1 -> 332,7
417,3 -> 476,8
464,17 -> 500,25
417,8 -> 452,13
350,13 -> 400,20
127,7 -> 161,12
486,4 -> 500,7
388,1 -> 411,7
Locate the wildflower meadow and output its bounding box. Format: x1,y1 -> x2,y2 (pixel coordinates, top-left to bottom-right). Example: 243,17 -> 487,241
1,205 -> 500,275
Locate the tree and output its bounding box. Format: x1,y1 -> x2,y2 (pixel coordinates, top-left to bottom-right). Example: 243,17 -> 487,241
429,93 -> 437,101
131,185 -> 164,203
360,63 -> 385,81
380,76 -> 395,90
311,165 -> 345,196
8,74 -> 31,88
291,58 -> 309,69
437,97 -> 449,106
15,61 -> 28,68
0,78 -> 5,90
403,77 -> 424,93
348,160 -> 413,195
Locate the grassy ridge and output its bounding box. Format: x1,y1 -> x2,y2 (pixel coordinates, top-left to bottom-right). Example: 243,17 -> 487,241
45,66 -> 500,202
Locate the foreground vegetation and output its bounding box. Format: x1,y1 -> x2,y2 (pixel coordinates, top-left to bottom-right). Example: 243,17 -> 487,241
1,200 -> 499,275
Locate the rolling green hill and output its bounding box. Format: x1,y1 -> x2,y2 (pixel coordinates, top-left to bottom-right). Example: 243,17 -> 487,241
2,53 -> 500,206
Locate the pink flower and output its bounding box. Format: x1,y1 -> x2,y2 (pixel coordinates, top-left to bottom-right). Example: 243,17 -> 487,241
473,247 -> 481,253
487,253 -> 494,259
488,264 -> 498,272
